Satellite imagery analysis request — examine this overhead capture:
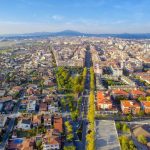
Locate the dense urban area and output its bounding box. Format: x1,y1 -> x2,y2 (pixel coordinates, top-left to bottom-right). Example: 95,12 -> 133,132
0,36 -> 150,150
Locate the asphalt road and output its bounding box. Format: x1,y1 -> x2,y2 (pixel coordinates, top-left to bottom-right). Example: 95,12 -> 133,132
0,118 -> 15,150
81,46 -> 92,150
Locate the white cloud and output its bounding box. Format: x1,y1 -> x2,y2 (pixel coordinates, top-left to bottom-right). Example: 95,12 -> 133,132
51,15 -> 64,21
111,20 -> 128,24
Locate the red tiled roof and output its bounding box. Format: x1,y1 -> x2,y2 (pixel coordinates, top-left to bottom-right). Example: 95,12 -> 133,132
112,89 -> 128,95
141,101 -> 150,107
97,91 -> 105,100
54,116 -> 62,133
131,89 -> 146,95
121,100 -> 140,108
97,91 -> 112,105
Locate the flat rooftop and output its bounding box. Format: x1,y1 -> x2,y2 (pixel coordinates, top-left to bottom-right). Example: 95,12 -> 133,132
95,120 -> 121,150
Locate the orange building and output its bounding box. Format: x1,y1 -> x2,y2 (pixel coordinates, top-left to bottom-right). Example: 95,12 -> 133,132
121,100 -> 140,114
97,91 -> 112,110
54,114 -> 63,133
111,89 -> 129,99
130,89 -> 146,99
141,101 -> 150,114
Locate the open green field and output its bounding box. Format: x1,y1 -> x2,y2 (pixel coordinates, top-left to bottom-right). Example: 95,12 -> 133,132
0,41 -> 17,48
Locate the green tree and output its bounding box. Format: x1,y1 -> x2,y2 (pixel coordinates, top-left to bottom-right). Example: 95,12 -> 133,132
146,96 -> 150,101
119,136 -> 136,150
129,140 -> 136,150
83,67 -> 87,78
36,140 -> 42,150
73,84 -> 82,93
64,146 -> 76,150
122,123 -> 130,133
139,110 -> 145,117
138,96 -> 145,101
116,122 -> 121,130
137,135 -> 147,145
65,121 -> 73,141
67,133 -> 73,141
127,114 -> 132,122
71,110 -> 78,121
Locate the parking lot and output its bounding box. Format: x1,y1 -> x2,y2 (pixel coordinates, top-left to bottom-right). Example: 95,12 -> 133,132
95,120 -> 121,150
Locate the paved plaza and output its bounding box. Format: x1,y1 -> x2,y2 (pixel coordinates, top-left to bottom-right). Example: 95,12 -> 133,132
95,120 -> 121,150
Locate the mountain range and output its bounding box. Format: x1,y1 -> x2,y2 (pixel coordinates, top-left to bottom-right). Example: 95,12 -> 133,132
1,30 -> 150,40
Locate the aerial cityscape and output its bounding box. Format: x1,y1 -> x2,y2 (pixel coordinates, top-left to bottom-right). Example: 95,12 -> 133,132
0,0 -> 150,150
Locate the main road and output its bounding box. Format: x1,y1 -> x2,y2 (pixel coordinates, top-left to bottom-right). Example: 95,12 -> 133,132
81,45 -> 92,150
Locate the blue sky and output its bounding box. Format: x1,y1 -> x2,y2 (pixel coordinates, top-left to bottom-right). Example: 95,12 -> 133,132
0,0 -> 150,34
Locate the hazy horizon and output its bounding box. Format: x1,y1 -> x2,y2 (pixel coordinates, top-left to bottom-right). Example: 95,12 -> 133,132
1,29 -> 150,36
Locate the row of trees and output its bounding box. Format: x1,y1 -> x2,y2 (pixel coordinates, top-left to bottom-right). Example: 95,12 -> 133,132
64,121 -> 74,142
86,92 -> 95,149
86,65 -> 95,149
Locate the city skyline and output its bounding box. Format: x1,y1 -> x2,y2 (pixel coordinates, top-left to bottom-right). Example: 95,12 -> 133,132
0,0 -> 150,34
